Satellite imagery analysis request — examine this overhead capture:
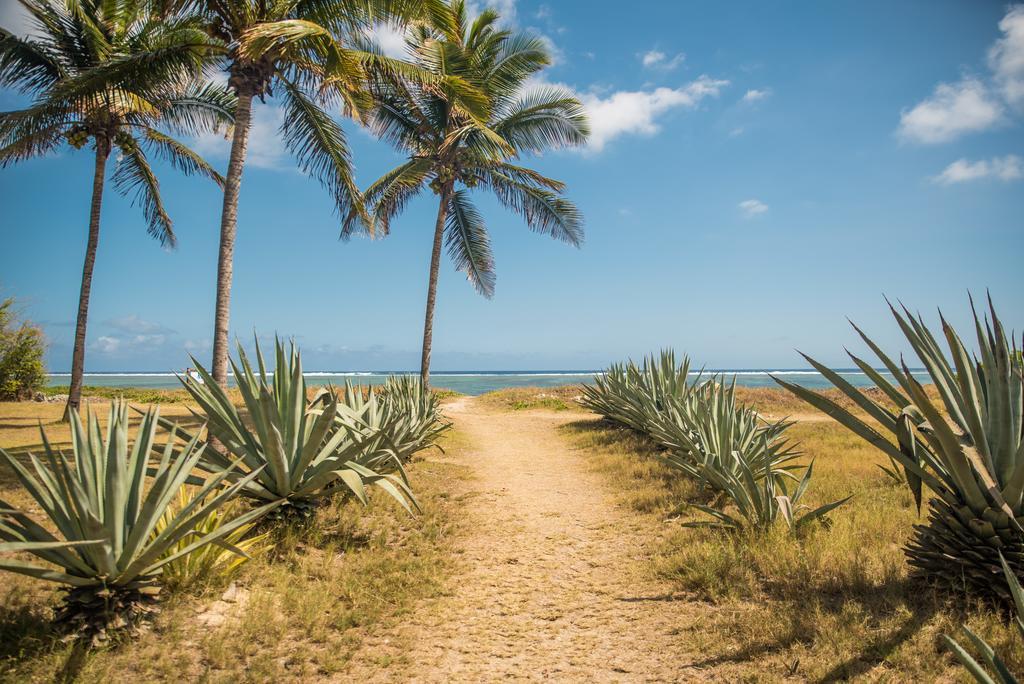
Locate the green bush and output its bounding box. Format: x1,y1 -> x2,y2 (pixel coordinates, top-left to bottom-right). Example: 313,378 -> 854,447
0,297 -> 46,400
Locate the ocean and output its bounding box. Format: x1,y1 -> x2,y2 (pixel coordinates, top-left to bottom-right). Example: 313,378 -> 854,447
46,369 -> 929,396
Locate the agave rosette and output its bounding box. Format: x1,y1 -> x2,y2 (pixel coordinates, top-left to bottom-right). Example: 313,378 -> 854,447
0,402 -> 275,639
774,296 -> 1024,602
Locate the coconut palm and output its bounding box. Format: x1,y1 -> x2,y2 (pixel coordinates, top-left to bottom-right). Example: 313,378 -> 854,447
0,0 -> 230,417
167,0 -> 461,389
347,0 -> 589,385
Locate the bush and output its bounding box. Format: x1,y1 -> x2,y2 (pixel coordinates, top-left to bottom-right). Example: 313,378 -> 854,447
0,297 -> 46,401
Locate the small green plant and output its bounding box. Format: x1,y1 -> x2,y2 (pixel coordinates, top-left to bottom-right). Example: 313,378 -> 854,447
774,296 -> 1024,604
0,402 -> 274,642
682,454 -> 850,532
649,379 -> 803,488
152,486 -> 270,591
944,554 -> 1023,683
340,376 -> 450,465
0,297 -> 46,401
176,338 -> 417,517
580,350 -> 699,432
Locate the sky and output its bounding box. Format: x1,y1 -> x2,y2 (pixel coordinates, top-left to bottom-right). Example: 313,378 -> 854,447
1,0 -> 1023,372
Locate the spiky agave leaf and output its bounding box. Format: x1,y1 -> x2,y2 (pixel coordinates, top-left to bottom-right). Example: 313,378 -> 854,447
580,350 -> 700,433
152,485 -> 270,590
0,401 -> 277,641
168,337 -> 418,516
943,553 -> 1024,683
773,295 -> 1024,604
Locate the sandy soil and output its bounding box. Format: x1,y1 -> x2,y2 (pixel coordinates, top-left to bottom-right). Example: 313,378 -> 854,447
341,397 -> 708,682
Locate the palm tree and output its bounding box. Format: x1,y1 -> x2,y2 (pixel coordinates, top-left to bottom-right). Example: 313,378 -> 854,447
178,0 -> 457,389
348,0 -> 589,385
0,0 -> 231,417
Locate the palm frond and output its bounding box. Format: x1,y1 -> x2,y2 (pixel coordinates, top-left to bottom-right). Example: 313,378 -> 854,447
278,77 -> 364,224
445,189 -> 495,297
142,128 -> 223,187
111,139 -> 176,247
347,156 -> 430,238
493,86 -> 588,152
484,167 -> 583,246
0,28 -> 63,92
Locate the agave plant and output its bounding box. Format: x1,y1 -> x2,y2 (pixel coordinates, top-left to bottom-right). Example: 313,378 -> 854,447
153,485 -> 270,590
338,376 -> 449,466
0,402 -> 274,641
944,554 -> 1023,684
648,378 -> 803,486
177,338 -> 416,516
774,296 -> 1024,603
682,452 -> 849,532
580,350 -> 699,433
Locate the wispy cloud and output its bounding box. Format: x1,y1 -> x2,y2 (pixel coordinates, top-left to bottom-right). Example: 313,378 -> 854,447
640,49 -> 685,70
989,5 -> 1024,108
741,88 -> 771,103
898,77 -> 1004,143
104,314 -> 176,335
739,199 -> 769,217
932,155 -> 1023,184
898,6 -> 1024,143
579,76 -> 729,152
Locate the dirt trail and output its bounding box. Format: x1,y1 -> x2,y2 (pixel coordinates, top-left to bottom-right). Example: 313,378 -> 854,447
342,397 -> 704,682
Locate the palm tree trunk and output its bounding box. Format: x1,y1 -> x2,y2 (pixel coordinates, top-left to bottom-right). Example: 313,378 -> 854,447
211,92 -> 254,388
420,188 -> 450,387
63,140 -> 111,420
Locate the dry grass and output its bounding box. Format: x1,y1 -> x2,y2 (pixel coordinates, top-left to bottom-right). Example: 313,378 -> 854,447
560,386 -> 1024,681
0,399 -> 470,683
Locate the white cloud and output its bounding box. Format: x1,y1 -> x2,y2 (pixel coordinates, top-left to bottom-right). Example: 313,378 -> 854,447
932,154 -> 1023,184
739,199 -> 768,217
742,88 -> 771,103
989,5 -> 1024,108
364,23 -> 408,59
641,50 -> 685,70
192,103 -> 288,170
580,76 -> 729,152
898,77 -> 1004,144
467,0 -> 517,23
92,336 -> 121,354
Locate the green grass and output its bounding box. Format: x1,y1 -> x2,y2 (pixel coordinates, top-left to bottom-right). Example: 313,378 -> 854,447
0,407 -> 470,682
477,386 -> 580,412
561,391 -> 1024,681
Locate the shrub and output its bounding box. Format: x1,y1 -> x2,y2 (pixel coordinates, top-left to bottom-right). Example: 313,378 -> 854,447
0,297 -> 46,400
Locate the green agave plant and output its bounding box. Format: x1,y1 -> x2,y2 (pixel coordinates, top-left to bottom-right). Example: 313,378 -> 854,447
177,338 -> 417,516
152,485 -> 270,590
338,376 -> 449,466
0,402 -> 274,641
648,378 -> 803,487
774,296 -> 1024,603
944,554 -> 1023,684
682,452 -> 850,532
580,350 -> 699,433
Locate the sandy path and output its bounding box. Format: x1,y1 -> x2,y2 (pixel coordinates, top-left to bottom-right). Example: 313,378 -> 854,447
342,397 -> 704,682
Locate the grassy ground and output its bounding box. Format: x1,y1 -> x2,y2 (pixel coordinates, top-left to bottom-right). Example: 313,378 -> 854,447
0,396 -> 470,683
539,385 -> 1023,681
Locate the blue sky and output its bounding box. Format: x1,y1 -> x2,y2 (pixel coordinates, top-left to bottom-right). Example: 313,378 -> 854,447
1,0 -> 1023,372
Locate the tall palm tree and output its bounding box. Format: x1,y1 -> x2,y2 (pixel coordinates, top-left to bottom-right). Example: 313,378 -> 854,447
348,0 -> 589,385
177,0 -> 461,389
0,0 -> 231,417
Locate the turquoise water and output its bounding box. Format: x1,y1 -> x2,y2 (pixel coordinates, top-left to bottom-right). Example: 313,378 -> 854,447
47,369 -> 930,396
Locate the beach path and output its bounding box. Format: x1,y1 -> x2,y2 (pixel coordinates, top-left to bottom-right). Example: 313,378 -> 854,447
341,396 -> 703,682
